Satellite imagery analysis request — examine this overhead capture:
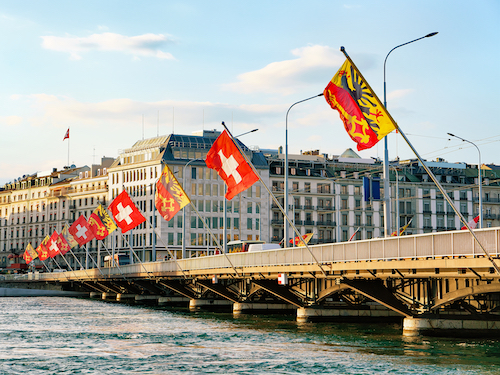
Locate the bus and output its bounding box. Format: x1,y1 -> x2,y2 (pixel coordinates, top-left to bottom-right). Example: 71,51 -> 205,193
226,240 -> 266,253
103,253 -> 131,267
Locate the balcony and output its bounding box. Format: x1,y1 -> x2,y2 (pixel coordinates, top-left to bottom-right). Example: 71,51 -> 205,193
316,220 -> 336,227
317,206 -> 333,212
303,205 -> 315,210
271,219 -> 284,226
304,220 -> 316,226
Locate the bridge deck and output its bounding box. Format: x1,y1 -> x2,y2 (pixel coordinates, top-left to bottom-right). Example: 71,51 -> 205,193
11,227 -> 500,282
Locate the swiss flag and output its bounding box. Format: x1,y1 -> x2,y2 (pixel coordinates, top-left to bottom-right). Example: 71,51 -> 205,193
63,128 -> 69,141
205,130 -> 259,200
69,215 -> 95,246
461,215 -> 480,230
48,231 -> 61,258
108,190 -> 146,233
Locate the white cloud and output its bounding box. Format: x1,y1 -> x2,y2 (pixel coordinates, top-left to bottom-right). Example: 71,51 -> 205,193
18,94 -> 283,131
0,116 -> 23,126
40,32 -> 176,60
387,89 -> 414,101
224,45 -> 344,95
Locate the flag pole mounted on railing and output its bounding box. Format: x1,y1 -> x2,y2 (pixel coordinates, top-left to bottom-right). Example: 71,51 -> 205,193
337,46 -> 500,274
218,122 -> 327,277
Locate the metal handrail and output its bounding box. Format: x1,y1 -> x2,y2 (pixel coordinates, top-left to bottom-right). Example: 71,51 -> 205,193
27,227 -> 500,281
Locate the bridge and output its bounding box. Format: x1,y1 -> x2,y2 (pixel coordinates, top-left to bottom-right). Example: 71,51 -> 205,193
4,227 -> 500,337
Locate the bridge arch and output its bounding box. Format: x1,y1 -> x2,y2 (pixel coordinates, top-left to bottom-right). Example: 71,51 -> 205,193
432,283 -> 500,310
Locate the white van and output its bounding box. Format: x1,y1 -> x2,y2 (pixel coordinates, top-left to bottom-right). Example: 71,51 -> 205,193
247,243 -> 282,252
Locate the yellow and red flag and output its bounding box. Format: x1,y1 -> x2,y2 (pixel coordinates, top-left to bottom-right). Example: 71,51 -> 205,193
391,218 -> 413,236
36,235 -> 50,261
324,58 -> 397,151
61,224 -> 79,249
56,232 -> 70,255
89,204 -> 117,240
155,165 -> 190,221
290,233 -> 314,246
23,243 -> 38,264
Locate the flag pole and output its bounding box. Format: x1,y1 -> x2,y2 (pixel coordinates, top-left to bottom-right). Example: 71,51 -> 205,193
119,187 -> 187,278
67,247 -> 94,279
57,252 -> 82,281
188,200 -> 240,276
84,243 -> 105,276
119,233 -> 157,279
220,122 -> 327,277
99,241 -> 128,281
340,47 -> 500,274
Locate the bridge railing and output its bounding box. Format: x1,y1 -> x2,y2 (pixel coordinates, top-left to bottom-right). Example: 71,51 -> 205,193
31,227 -> 500,280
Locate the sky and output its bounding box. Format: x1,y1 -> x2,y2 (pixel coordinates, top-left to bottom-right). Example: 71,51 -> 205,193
1,0 -> 499,184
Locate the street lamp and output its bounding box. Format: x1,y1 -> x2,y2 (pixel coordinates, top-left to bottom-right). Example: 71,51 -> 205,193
182,158 -> 204,259
390,165 -> 400,235
382,32 -> 438,237
285,94 -> 323,246
448,133 -> 482,229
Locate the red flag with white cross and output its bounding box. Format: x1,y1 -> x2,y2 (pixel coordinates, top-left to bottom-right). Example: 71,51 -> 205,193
69,215 -> 95,246
48,231 -> 62,258
108,190 -> 146,233
205,130 -> 259,200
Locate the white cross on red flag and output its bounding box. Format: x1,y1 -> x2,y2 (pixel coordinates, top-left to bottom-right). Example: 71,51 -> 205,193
68,215 -> 95,246
108,190 -> 146,233
205,130 -> 259,200
48,231 -> 61,258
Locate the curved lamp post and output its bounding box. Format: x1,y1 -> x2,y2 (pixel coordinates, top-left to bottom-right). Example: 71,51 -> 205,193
285,94 -> 323,246
182,158 -> 204,259
448,133 -> 482,229
382,32 -> 438,237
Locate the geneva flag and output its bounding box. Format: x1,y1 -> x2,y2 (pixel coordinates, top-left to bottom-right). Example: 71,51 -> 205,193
205,130 -> 259,200
324,58 -> 396,151
89,204 -> 117,240
36,235 -> 50,261
155,165 -> 190,221
23,243 -> 38,264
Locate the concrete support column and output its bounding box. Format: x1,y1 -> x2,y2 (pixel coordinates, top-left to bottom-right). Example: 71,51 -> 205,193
403,316 -> 500,337
189,299 -> 233,312
101,292 -> 117,301
158,296 -> 190,307
297,305 -> 402,323
233,302 -> 296,315
135,295 -> 160,305
116,293 -> 136,302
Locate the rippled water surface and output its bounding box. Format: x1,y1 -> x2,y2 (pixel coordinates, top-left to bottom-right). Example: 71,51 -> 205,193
1,297 -> 500,374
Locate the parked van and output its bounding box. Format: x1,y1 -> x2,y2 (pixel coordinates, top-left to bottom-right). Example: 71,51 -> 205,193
247,243 -> 282,252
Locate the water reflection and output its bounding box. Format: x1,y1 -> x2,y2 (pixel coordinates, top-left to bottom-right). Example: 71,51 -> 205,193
1,298 -> 500,375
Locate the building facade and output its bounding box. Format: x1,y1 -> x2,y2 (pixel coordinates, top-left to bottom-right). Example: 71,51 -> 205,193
1,132 -> 498,272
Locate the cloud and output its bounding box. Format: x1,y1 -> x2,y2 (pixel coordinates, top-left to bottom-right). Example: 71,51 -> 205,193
17,94 -> 284,131
0,116 -> 23,126
40,32 -> 176,60
387,89 -> 414,101
223,45 -> 344,95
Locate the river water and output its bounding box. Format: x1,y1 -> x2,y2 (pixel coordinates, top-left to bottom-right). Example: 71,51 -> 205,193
1,297 -> 499,374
